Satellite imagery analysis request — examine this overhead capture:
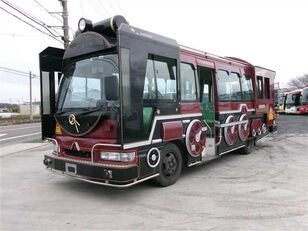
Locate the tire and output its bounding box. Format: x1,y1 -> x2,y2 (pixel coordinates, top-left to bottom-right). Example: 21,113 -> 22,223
239,139 -> 255,155
153,143 -> 183,187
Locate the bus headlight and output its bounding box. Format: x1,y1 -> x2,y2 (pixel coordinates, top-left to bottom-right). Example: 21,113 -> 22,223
120,152 -> 136,162
100,151 -> 135,162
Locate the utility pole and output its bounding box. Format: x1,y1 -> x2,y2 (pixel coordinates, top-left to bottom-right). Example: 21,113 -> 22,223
29,71 -> 33,121
60,0 -> 69,49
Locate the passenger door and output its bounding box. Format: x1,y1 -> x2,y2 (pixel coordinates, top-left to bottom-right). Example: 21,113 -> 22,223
198,66 -> 216,158
39,47 -> 64,139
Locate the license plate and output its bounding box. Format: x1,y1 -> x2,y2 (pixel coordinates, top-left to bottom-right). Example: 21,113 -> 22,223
65,163 -> 77,176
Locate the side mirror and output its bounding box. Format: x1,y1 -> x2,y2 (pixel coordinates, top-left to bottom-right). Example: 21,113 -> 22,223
104,75 -> 119,101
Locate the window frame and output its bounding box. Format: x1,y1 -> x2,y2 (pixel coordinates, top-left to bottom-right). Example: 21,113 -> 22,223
142,54 -> 178,104
180,62 -> 198,102
264,77 -> 270,99
257,76 -> 264,99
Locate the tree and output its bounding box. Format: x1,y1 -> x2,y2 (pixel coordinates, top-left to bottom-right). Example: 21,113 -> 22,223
288,73 -> 308,88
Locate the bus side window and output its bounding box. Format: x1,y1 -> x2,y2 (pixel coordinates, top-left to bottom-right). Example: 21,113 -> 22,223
143,54 -> 177,101
257,76 -> 263,99
264,77 -> 270,99
180,63 -> 197,101
217,70 -> 242,101
229,72 -> 241,101
217,70 -> 230,101
241,75 -> 253,100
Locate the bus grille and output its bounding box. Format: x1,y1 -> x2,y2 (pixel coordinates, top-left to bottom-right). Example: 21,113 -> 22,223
64,149 -> 91,159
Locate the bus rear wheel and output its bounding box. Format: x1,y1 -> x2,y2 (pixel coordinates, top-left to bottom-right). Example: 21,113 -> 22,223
239,139 -> 255,155
153,143 -> 183,187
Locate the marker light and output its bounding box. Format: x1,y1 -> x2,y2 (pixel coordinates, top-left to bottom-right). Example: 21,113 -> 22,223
100,151 -> 135,162
78,18 -> 92,32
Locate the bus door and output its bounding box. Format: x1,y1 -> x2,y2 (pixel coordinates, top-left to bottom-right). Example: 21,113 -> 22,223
198,66 -> 216,159
39,47 -> 64,139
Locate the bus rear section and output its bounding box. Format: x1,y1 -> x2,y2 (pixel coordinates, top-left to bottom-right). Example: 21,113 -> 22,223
40,15 -> 277,188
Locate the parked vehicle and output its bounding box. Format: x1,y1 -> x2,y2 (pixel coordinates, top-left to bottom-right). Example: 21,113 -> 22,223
40,16 -> 277,187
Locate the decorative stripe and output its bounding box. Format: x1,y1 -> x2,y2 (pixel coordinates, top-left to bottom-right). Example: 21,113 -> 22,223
219,109 -> 254,115
123,113 -> 202,149
219,103 -> 255,115
218,145 -> 245,156
47,168 -> 159,188
152,139 -> 162,144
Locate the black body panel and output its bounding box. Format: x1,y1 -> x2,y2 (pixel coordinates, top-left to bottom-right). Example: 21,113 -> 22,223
44,155 -> 138,183
118,24 -> 180,143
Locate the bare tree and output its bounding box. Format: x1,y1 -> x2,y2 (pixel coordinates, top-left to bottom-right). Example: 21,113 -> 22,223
288,73 -> 308,88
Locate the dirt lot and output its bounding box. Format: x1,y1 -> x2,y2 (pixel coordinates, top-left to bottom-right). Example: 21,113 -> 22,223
1,115 -> 307,230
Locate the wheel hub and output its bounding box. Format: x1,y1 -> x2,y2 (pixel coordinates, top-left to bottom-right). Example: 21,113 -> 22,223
163,152 -> 178,177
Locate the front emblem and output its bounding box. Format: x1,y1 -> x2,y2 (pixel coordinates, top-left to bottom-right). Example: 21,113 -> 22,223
68,114 -> 80,133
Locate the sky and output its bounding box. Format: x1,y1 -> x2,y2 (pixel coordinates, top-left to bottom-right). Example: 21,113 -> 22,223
0,0 -> 307,103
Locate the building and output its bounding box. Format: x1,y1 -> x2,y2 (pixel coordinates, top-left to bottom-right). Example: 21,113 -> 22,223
19,102 -> 40,116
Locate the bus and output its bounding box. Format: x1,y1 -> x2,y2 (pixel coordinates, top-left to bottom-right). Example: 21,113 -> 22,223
285,89 -> 303,114
299,87 -> 308,114
40,16 -> 277,187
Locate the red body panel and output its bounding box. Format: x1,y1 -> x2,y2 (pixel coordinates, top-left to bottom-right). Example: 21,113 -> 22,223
180,102 -> 201,114
162,121 -> 183,142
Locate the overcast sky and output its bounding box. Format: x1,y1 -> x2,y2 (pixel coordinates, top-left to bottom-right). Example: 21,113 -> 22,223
0,0 -> 307,103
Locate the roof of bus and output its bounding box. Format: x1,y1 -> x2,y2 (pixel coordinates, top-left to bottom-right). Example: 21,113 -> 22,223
179,45 -> 252,66
179,45 -> 275,73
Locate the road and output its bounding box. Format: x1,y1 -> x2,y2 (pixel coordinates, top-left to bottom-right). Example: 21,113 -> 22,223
0,115 -> 308,230
0,123 -> 41,147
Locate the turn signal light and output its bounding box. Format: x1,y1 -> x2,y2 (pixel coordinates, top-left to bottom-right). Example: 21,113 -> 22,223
55,122 -> 62,135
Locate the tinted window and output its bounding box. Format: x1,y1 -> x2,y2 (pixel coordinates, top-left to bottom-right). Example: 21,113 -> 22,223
180,63 -> 197,101
143,59 -> 156,100
264,77 -> 270,99
241,75 -> 253,100
217,70 -> 230,101
230,72 -> 241,100
257,76 -> 263,99
217,70 -> 242,101
143,55 -> 177,100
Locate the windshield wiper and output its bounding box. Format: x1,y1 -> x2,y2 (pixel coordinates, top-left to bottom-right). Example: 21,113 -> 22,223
78,108 -> 101,115
55,108 -> 75,115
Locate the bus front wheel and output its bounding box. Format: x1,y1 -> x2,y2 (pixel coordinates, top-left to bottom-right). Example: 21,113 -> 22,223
153,143 -> 183,187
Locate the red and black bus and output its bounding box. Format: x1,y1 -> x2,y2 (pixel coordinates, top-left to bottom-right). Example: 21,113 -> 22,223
40,16 -> 277,187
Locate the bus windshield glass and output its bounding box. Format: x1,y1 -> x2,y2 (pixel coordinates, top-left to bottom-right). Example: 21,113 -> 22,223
302,88 -> 308,104
285,92 -> 301,106
57,53 -> 119,110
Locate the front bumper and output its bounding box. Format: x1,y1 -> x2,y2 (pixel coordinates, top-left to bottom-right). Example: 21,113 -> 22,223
43,155 -> 158,188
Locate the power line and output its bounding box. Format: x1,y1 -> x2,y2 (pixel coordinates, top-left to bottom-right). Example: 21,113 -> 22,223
33,0 -> 62,23
33,0 -> 74,33
1,0 -> 63,38
0,66 -> 39,78
0,6 -> 63,44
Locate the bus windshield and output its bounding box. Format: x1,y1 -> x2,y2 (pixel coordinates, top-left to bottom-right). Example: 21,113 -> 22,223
285,92 -> 301,106
57,53 -> 119,110
302,88 -> 308,105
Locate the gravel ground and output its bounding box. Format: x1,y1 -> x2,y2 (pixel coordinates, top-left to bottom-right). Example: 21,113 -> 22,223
1,114 -> 307,230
